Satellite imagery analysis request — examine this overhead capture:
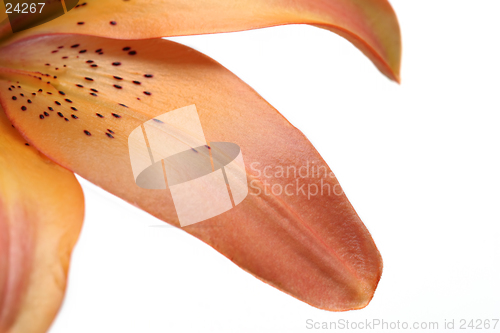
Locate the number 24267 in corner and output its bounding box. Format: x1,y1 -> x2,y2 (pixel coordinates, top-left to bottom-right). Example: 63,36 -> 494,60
5,2 -> 46,14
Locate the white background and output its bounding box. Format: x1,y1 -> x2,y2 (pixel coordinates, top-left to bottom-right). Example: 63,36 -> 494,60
50,1 -> 500,332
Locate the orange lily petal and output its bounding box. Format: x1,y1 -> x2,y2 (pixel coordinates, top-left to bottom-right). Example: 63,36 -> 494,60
0,106 -> 84,333
0,35 -> 381,311
0,0 -> 402,82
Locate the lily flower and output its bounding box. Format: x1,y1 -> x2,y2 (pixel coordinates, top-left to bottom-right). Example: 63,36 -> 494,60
0,1 -> 401,332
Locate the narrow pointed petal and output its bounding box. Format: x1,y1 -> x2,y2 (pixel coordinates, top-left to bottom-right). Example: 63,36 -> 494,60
0,35 -> 381,311
0,0 -> 401,81
0,106 -> 84,333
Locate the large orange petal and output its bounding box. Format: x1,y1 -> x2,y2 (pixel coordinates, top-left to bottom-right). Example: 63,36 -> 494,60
0,35 -> 381,311
0,0 -> 401,82
0,105 -> 84,333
